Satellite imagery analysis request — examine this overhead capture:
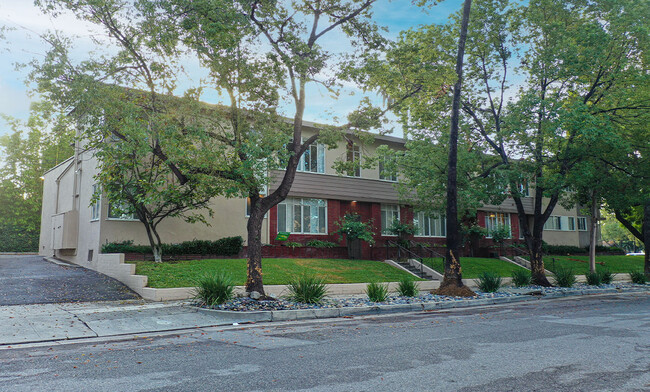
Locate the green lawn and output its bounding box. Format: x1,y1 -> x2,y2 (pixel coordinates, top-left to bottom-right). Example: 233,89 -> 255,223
423,257 -> 528,279
543,255 -> 644,275
130,258 -> 424,288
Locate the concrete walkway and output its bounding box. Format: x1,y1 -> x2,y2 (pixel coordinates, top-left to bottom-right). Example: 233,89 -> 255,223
0,301 -> 240,346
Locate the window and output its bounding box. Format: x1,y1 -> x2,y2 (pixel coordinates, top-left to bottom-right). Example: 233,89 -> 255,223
568,217 -> 576,231
577,217 -> 588,231
90,183 -> 101,221
346,143 -> 361,177
380,204 -> 400,235
379,157 -> 398,182
108,201 -> 137,220
517,181 -> 530,197
414,212 -> 446,237
298,142 -> 325,173
544,216 -> 562,231
246,185 -> 268,217
277,198 -> 327,234
485,212 -> 511,238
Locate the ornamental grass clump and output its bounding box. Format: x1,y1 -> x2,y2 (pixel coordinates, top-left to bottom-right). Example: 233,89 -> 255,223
286,275 -> 328,304
629,270 -> 647,284
366,282 -> 389,302
553,265 -> 576,288
511,269 -> 531,287
396,277 -> 419,297
598,269 -> 614,284
476,272 -> 502,292
586,271 -> 601,286
194,272 -> 235,306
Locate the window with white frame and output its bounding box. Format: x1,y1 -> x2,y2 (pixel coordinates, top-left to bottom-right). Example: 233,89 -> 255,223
414,212 -> 446,237
246,185 -> 268,217
517,181 -> 530,197
277,198 -> 327,234
544,216 -> 562,231
568,216 -> 576,231
485,212 -> 511,238
577,217 -> 588,231
298,142 -> 325,173
90,183 -> 101,221
108,201 -> 137,220
381,204 -> 400,235
379,157 -> 397,182
346,143 -> 361,177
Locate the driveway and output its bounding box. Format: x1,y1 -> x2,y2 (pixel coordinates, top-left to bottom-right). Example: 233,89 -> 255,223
0,255 -> 139,305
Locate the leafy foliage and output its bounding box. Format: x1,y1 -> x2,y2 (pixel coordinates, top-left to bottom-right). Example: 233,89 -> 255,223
305,240 -> 338,248
387,220 -> 418,237
628,270 -> 647,285
365,282 -> 389,302
597,269 -> 614,285
552,266 -> 577,288
511,269 -> 532,288
285,275 -> 328,304
476,272 -> 502,293
334,213 -> 376,244
396,277 -> 419,297
101,237 -> 243,256
586,271 -> 601,286
193,272 -> 235,306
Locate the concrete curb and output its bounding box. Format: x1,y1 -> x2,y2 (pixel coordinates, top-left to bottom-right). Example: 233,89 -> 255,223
195,286 -> 650,322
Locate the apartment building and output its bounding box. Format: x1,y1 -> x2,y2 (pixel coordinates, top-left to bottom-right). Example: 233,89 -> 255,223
39,120 -> 592,266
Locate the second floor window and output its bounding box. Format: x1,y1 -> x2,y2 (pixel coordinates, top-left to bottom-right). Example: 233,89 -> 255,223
346,143 -> 361,177
90,184 -> 101,221
298,142 -> 325,173
379,156 -> 398,182
108,201 -> 137,220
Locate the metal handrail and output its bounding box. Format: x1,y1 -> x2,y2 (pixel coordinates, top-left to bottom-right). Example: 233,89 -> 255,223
386,240 -> 428,279
409,240 -> 445,259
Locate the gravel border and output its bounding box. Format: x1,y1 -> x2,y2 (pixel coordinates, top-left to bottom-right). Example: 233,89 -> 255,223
195,284 -> 650,322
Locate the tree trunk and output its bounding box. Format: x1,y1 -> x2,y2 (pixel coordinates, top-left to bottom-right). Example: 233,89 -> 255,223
142,220 -> 163,263
245,207 -> 265,296
589,191 -> 599,274
437,0 -> 474,297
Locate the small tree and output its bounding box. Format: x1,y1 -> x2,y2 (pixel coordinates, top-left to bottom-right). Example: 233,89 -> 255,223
487,225 -> 511,257
334,213 -> 375,259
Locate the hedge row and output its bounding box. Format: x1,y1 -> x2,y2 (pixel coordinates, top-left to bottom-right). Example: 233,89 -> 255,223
101,236 -> 244,256
543,244 -> 625,255
0,225 -> 39,252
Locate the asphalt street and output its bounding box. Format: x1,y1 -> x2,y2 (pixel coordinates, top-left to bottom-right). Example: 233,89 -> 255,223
0,255 -> 139,305
1,292 -> 648,391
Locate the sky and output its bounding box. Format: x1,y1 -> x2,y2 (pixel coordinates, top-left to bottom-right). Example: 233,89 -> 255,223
0,0 -> 466,138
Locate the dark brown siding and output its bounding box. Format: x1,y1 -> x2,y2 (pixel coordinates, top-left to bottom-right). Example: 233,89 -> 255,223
270,171 -> 399,203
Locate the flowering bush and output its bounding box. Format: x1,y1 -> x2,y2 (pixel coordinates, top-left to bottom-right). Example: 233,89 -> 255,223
334,213 -> 375,244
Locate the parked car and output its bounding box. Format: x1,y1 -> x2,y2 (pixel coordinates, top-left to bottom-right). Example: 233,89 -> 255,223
625,252 -> 645,256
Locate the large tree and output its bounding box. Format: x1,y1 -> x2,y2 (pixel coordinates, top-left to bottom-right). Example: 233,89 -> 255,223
32,0 -> 398,296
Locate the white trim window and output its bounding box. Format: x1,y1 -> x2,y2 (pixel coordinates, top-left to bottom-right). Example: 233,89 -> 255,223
544,216 -> 562,231
485,212 -> 511,238
379,157 -> 397,182
298,142 -> 325,173
90,183 -> 101,221
577,217 -> 588,231
108,201 -> 137,220
346,143 -> 361,177
380,204 -> 400,235
567,216 -> 576,231
246,185 -> 268,217
414,212 -> 446,237
277,198 -> 327,234
544,216 -> 578,231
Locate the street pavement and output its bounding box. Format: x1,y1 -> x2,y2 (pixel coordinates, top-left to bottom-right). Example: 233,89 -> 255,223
0,255 -> 139,305
0,292 -> 648,391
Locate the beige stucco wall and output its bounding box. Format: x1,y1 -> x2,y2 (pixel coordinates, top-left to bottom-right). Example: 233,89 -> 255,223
39,157 -> 73,257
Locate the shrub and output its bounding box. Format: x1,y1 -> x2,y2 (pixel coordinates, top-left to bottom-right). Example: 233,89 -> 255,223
101,236 -> 243,256
396,277 -> 419,297
476,272 -> 502,292
193,272 -> 235,306
334,213 -> 375,244
305,240 -> 338,248
586,271 -> 601,286
511,269 -> 532,287
366,282 -> 389,302
286,275 -> 328,304
598,269 -> 614,284
284,241 -> 302,249
629,270 -> 647,284
387,220 -> 418,237
0,225 -> 39,252
553,265 -> 576,287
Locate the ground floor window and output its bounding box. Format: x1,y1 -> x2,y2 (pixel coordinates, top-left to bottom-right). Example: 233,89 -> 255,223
485,212 -> 511,238
108,201 -> 137,220
577,217 -> 588,231
380,204 -> 400,235
414,212 -> 446,237
277,198 -> 327,234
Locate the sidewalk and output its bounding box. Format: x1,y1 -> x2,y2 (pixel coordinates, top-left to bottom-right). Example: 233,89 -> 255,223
0,300 -> 242,347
